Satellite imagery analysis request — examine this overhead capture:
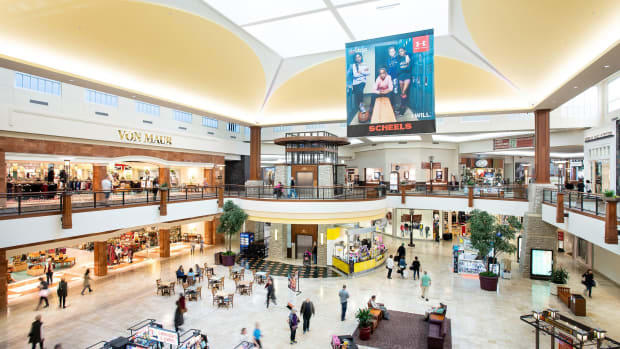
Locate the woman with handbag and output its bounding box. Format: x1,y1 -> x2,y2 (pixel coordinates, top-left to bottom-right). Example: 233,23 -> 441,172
288,308 -> 299,345
35,277 -> 49,310
582,269 -> 595,298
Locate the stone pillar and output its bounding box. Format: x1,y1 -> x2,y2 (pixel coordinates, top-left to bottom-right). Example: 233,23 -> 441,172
317,225 -> 328,265
268,223 -> 288,261
520,184 -> 558,276
158,167 -> 170,187
318,165 -> 334,199
534,109 -> 551,183
250,126 -> 261,181
94,241 -> 108,277
556,192 -> 564,223
604,198 -> 619,244
61,192 -> 72,229
0,249 -> 7,314
92,164 -> 108,202
204,219 -> 214,245
159,189 -> 168,216
159,229 -> 170,257
0,150 -> 6,208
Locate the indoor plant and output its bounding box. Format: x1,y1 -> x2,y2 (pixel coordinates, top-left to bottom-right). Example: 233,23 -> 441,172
355,308 -> 373,340
469,209 -> 521,291
604,190 -> 616,199
216,200 -> 248,266
550,266 -> 569,295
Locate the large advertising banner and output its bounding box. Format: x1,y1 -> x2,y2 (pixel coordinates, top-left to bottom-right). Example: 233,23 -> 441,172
346,29 -> 435,137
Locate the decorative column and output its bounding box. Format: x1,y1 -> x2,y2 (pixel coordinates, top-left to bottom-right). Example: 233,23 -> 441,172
0,150 -> 6,208
213,217 -> 224,244
92,164 -> 108,203
218,186 -> 224,208
250,126 -> 262,181
534,109 -> 551,183
61,192 -> 72,229
204,219 -> 214,245
159,229 -> 170,257
604,198 -> 619,244
94,241 -> 108,277
556,192 -> 564,223
158,167 -> 170,187
0,249 -> 7,314
159,188 -> 168,216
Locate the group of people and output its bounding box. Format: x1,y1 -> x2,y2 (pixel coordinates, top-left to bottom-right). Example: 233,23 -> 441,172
35,268 -> 92,311
176,264 -> 202,284
273,179 -> 297,199
385,244 -> 431,300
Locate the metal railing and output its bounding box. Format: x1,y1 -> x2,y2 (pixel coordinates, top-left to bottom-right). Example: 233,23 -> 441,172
542,188 -> 609,218
223,184 -> 385,200
0,187 -> 219,217
397,184 -> 528,200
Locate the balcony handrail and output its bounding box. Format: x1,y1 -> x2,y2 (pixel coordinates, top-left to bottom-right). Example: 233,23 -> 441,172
542,188 -> 611,219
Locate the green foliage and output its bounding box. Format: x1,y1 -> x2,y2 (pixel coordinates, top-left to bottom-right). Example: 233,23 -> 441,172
604,190 -> 615,198
467,179 -> 475,186
468,210 -> 521,271
479,271 -> 498,277
160,182 -> 169,188
551,267 -> 569,284
217,200 -> 248,253
355,308 -> 373,328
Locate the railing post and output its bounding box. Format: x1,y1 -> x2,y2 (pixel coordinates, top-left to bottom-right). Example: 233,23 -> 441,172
185,188 -> 188,201
159,188 -> 168,216
604,197 -> 619,244
568,192 -> 572,208
556,192 -> 564,223
401,185 -> 405,204
595,197 -> 598,215
61,192 -> 72,229
17,195 -> 21,215
122,191 -> 125,206
93,192 -> 97,208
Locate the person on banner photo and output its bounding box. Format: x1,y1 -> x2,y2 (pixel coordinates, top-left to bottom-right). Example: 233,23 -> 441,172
386,46 -> 400,111
347,52 -> 369,124
397,46 -> 412,116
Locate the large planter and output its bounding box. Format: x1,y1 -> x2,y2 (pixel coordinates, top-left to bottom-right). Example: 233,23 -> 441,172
221,254 -> 236,266
358,326 -> 372,341
479,274 -> 499,291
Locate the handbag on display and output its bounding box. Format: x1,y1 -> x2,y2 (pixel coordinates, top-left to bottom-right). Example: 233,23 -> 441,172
358,110 -> 370,123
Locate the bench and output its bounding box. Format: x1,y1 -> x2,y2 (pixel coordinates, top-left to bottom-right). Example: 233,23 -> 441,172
368,301 -> 383,333
558,286 -> 571,306
428,317 -> 448,349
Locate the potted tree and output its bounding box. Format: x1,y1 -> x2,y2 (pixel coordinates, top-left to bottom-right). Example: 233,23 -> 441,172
550,266 -> 569,295
469,209 -> 521,292
355,308 -> 373,341
216,200 -> 248,266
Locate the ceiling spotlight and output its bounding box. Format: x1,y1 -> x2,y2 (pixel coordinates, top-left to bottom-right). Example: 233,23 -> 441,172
573,86 -> 578,89
132,95 -> 136,98
68,79 -> 74,82
603,65 -> 610,69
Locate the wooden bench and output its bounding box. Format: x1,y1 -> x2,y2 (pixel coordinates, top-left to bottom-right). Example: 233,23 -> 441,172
558,286 -> 571,306
368,300 -> 383,333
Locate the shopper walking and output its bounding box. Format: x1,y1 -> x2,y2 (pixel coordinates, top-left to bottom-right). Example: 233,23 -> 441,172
398,256 -> 407,278
28,315 -> 44,349
288,308 -> 299,344
191,241 -> 196,256
411,256 -> 421,280
101,175 -> 112,206
178,293 -> 187,313
386,255 -> 394,279
174,300 -> 184,332
420,271 -> 431,301
582,269 -> 596,298
253,322 -> 263,349
312,241 -> 317,265
35,277 -> 49,310
397,243 -> 406,263
339,284 -> 349,321
265,277 -> 276,308
81,269 -> 92,295
199,239 -> 204,254
57,278 -> 67,308
44,259 -> 54,286
300,298 -> 315,334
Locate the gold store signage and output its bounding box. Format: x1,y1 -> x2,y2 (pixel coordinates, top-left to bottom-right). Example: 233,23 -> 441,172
117,129 -> 172,145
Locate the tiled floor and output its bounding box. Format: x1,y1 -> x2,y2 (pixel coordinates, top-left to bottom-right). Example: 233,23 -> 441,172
1,237 -> 618,349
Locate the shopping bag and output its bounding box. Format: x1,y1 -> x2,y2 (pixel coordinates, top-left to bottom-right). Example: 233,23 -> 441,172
403,270 -> 408,278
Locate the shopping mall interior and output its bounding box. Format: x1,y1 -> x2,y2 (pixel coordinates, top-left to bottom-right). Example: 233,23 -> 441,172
0,1 -> 619,348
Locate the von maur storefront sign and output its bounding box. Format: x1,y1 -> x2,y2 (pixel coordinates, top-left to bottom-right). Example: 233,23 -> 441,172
117,129 -> 172,146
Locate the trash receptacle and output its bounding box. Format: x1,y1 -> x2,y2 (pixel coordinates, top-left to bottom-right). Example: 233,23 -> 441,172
214,252 -> 222,265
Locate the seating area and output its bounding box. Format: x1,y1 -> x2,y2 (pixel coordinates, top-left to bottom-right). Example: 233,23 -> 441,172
556,286 -> 587,316
428,305 -> 449,349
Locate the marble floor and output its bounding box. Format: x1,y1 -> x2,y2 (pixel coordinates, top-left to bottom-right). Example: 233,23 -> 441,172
1,236 -> 619,349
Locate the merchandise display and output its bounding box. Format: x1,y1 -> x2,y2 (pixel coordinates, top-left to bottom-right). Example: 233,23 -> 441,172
331,226 -> 386,274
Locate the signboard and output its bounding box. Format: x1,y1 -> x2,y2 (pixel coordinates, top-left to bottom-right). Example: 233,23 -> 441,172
493,136 -> 534,150
346,29 -> 435,137
584,130 -> 613,142
147,326 -> 179,345
117,129 -> 172,146
240,232 -> 254,252
530,249 -> 553,280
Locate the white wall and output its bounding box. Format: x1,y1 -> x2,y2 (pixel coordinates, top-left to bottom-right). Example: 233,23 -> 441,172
0,67 -> 250,157
0,199 -> 218,248
593,244 -> 620,285
387,195 -> 529,217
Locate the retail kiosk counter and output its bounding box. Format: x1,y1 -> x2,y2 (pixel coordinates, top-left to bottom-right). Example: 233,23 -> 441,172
332,252 -> 386,275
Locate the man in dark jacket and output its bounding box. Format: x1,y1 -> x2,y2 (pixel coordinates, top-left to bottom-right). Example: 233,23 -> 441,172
396,243 -> 406,267
411,256 -> 421,280
28,315 -> 44,349
300,298 -> 315,334
174,300 -> 184,332
57,278 -> 68,308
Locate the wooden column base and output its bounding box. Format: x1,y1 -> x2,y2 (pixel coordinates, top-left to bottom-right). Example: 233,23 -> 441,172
213,218 -> 224,244
159,229 -> 171,257
468,186 -> 474,208
159,189 -> 168,216
605,199 -> 619,244
204,219 -> 214,245
62,193 -> 72,229
556,193 -> 565,223
94,241 -> 108,277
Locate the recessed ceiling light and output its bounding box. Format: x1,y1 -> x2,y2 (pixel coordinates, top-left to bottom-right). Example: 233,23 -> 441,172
68,79 -> 74,82
132,95 -> 136,98
603,65 -> 610,69
573,86 -> 578,89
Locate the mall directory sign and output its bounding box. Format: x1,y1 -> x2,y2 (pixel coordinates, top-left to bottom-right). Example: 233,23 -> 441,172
346,29 -> 435,137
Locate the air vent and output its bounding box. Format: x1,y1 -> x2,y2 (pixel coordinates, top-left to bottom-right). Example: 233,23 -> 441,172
178,126 -> 187,131
29,99 -> 48,106
371,144 -> 377,146
243,140 -> 250,144
230,136 -> 237,139
95,111 -> 108,116
432,141 -> 439,144
142,120 -> 153,124
207,131 -> 215,135
397,141 -> 407,144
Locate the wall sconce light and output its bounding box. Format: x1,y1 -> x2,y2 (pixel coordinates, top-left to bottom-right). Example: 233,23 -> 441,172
274,229 -> 278,241
320,232 -> 324,245
594,329 -> 606,340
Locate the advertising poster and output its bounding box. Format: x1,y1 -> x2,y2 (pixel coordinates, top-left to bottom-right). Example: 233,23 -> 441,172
346,29 -> 435,137
530,249 -> 553,279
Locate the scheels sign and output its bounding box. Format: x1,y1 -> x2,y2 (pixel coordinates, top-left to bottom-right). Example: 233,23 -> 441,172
117,129 -> 172,145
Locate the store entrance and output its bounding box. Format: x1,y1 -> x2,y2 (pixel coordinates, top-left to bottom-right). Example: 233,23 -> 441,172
289,224 -> 317,259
